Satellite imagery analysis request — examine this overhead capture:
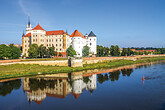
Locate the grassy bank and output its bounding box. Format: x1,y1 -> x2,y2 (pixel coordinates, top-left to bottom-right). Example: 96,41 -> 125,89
0,56 -> 165,79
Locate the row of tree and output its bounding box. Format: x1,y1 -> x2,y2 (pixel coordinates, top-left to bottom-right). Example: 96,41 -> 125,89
97,45 -> 165,57
28,44 -> 90,58
0,44 -> 21,60
28,44 -> 60,58
97,45 -> 120,57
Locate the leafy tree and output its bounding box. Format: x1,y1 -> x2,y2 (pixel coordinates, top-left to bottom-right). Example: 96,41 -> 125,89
144,51 -> 148,55
134,51 -> 139,55
38,45 -> 47,58
121,48 -> 127,56
59,52 -> 62,57
28,44 -> 39,58
0,44 -> 11,59
66,45 -> 77,57
47,46 -> 57,57
127,48 -> 133,56
82,45 -> 90,57
110,45 -> 120,56
9,44 -> 21,59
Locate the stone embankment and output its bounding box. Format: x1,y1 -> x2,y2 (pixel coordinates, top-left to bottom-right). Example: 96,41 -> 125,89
0,54 -> 165,66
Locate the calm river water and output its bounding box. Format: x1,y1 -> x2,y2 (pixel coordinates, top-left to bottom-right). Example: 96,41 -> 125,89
0,62 -> 165,110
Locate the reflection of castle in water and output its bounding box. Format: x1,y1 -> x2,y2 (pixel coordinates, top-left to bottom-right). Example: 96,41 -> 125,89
23,73 -> 97,104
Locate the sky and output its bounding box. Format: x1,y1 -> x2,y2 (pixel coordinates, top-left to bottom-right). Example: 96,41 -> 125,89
0,0 -> 165,48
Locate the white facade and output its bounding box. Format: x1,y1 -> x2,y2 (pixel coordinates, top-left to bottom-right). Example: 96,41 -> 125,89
72,74 -> 97,94
70,30 -> 97,57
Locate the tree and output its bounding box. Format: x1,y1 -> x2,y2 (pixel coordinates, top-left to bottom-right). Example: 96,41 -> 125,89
82,45 -> 90,57
47,46 -> 57,57
66,45 -> 77,57
127,48 -> 133,56
134,51 -> 139,55
110,45 -> 120,56
121,48 -> 127,56
0,44 -> 11,59
28,44 -> 39,58
144,51 -> 148,55
9,44 -> 21,59
59,52 -> 62,57
38,45 -> 47,58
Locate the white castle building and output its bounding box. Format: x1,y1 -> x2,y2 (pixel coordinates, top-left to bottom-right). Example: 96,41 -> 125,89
22,18 -> 97,57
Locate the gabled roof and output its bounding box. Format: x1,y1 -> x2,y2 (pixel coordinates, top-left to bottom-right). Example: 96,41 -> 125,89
24,33 -> 31,37
46,30 -> 63,35
70,30 -> 85,38
32,24 -> 45,31
71,92 -> 81,99
88,31 -> 96,37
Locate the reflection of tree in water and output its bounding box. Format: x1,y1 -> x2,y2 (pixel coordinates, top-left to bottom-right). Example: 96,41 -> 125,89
109,70 -> 121,82
0,79 -> 21,96
83,77 -> 90,84
97,73 -> 109,84
121,69 -> 133,77
29,78 -> 58,91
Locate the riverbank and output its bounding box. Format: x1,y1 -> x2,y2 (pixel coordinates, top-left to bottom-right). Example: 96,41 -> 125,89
0,56 -> 165,79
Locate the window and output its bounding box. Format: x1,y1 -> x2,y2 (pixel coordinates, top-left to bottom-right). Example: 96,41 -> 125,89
33,39 -> 35,42
60,44 -> 61,46
49,39 -> 51,42
90,39 -> 91,41
36,35 -> 37,37
56,49 -> 58,51
52,39 -> 53,42
56,44 -> 58,46
90,43 -> 92,46
47,44 -> 48,46
47,40 -> 48,42
56,39 -> 57,42
60,39 -> 61,42
49,44 -> 51,46
60,49 -> 61,51
33,35 -> 35,37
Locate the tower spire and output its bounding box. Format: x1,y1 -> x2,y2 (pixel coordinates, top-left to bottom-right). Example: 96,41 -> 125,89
28,16 -> 30,27
22,30 -> 25,37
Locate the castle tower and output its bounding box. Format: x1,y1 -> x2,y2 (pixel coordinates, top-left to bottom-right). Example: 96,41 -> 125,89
70,30 -> 86,57
87,31 -> 97,55
26,16 -> 32,34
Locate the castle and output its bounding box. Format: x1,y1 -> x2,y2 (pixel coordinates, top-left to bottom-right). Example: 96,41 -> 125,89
22,18 -> 97,57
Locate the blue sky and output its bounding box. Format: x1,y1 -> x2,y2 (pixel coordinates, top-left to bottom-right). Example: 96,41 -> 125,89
0,0 -> 165,48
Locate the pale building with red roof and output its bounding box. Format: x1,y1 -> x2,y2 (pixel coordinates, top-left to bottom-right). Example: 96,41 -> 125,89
22,18 -> 97,57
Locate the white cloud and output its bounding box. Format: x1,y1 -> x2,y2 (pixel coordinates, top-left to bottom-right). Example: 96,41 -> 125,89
18,0 -> 30,16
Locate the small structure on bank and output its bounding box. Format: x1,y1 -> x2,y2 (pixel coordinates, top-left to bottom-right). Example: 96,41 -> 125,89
68,56 -> 83,67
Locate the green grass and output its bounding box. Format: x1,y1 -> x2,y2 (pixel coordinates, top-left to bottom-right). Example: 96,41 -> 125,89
0,56 -> 165,79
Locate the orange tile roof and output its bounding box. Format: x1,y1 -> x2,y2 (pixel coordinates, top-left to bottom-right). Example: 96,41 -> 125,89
47,93 -> 65,99
70,30 -> 85,38
32,24 -> 45,30
57,52 -> 67,55
24,33 -> 31,37
33,99 -> 45,105
71,92 -> 81,99
46,30 -> 64,35
46,30 -> 70,36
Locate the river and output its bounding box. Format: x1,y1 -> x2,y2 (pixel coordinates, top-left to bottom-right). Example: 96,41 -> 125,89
0,62 -> 165,110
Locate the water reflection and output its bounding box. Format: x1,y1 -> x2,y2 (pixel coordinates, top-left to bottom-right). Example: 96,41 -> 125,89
0,79 -> 21,96
23,72 -> 97,104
